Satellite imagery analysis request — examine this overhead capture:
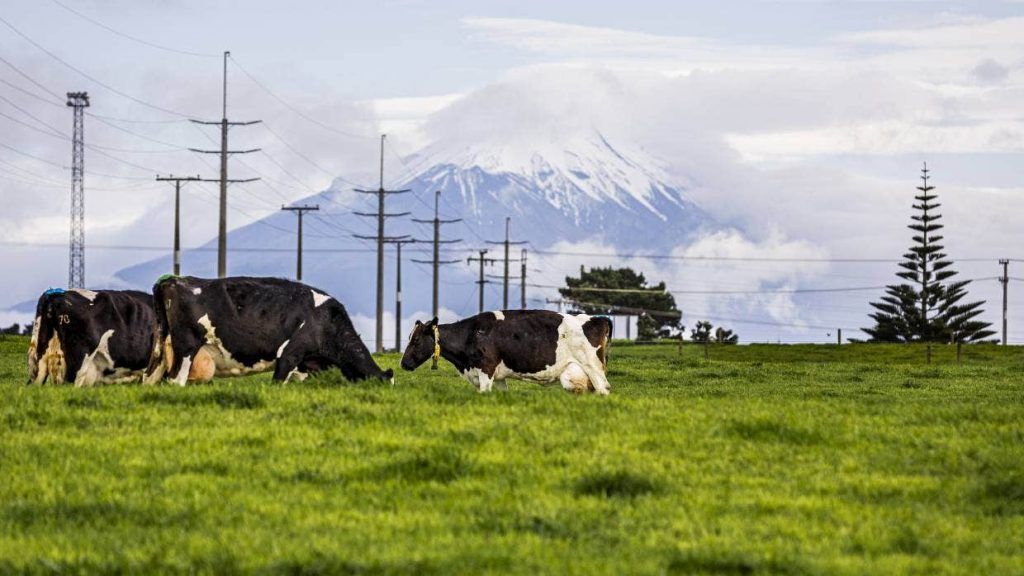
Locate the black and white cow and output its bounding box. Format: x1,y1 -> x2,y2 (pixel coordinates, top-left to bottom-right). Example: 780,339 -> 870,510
27,288 -> 157,386
144,276 -> 393,385
401,310 -> 612,394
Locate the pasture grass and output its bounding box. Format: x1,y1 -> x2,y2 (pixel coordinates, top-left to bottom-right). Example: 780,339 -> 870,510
0,335 -> 1022,574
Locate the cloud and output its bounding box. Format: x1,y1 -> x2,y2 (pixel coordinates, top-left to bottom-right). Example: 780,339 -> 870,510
971,58 -> 1011,84
522,230 -> 832,336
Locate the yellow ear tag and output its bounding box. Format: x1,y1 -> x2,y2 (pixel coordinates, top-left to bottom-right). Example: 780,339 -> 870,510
432,324 -> 441,362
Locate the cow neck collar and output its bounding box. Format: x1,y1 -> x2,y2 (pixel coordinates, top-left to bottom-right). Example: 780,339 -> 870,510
435,321 -> 472,373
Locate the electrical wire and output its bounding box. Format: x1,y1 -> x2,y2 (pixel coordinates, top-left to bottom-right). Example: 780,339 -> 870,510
47,0 -> 220,58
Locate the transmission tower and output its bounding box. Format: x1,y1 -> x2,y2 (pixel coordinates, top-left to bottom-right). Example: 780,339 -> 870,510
189,51 -> 260,278
66,91 -> 89,288
354,134 -> 410,354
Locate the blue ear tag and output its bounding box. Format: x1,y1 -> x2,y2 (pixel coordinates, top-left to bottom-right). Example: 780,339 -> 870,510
43,287 -> 66,296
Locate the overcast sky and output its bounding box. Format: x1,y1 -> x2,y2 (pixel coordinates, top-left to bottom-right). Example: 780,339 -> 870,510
0,0 -> 1022,340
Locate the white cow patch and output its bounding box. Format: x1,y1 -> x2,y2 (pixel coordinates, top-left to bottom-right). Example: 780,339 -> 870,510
37,333 -> 65,385
492,310 -> 505,321
69,288 -> 97,302
192,287 -> 202,295
144,335 -> 172,384
285,368 -> 308,383
276,339 -> 290,359
174,355 -> 192,386
194,313 -> 275,378
27,316 -> 41,379
311,291 -> 331,307
298,321 -> 305,330
74,329 -> 115,387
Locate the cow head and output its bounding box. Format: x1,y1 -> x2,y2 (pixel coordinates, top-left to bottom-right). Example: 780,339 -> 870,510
401,317 -> 438,371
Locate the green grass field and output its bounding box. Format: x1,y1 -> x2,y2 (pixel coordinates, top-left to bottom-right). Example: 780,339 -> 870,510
1,335 -> 1022,575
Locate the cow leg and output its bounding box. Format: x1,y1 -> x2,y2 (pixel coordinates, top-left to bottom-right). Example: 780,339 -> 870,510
74,329 -> 115,387
273,336 -> 309,382
559,362 -> 591,394
494,379 -> 508,391
477,370 -> 494,393
581,363 -> 610,395
143,332 -> 168,385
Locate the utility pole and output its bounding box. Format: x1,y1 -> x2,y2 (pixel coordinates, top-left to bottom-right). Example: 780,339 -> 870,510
385,238 -> 418,351
281,204 -> 320,281
411,190 -> 462,320
468,249 -> 497,313
156,175 -> 202,276
520,248 -> 527,309
66,91 -> 88,289
486,217 -> 527,309
1000,259 -> 1009,345
354,134 -> 410,354
189,51 -> 261,278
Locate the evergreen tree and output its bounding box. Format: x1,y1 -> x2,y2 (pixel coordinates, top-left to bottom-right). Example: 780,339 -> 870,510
863,164 -> 994,343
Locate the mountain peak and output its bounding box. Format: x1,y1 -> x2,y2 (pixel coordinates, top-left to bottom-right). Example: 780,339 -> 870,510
403,130 -> 687,217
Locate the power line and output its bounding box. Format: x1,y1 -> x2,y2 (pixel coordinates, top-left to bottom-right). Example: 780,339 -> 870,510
527,248 -> 1019,264
0,13 -> 192,118
0,54 -> 62,99
527,277 -> 1002,296
0,240 -> 377,253
228,54 -> 376,141
47,0 -> 220,58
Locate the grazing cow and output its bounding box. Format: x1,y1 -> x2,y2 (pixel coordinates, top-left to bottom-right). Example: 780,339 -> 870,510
27,288 -> 157,386
144,276 -> 393,385
401,310 -> 612,394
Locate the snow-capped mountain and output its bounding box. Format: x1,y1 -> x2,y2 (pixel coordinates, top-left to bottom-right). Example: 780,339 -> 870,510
115,131 -> 719,320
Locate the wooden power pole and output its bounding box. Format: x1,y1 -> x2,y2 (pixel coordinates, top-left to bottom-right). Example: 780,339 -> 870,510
189,51 -> 260,278
156,175 -> 202,276
1000,259 -> 1009,345
520,248 -> 528,309
385,238 -> 418,351
281,204 -> 320,281
411,190 -> 461,321
486,217 -> 526,309
354,134 -> 410,354
468,249 -> 497,313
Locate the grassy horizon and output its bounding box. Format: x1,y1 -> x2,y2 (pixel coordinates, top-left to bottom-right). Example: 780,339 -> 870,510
1,335 -> 1022,574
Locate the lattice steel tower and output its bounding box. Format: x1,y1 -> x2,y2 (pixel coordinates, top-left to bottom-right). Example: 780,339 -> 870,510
67,91 -> 89,288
